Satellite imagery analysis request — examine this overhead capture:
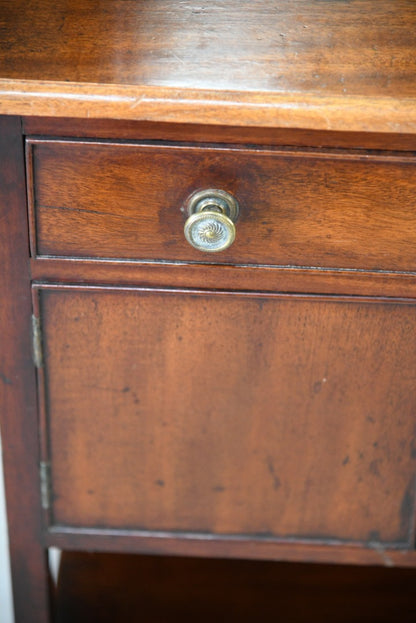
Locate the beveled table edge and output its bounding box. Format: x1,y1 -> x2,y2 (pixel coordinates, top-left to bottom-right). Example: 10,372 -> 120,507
1,79 -> 416,134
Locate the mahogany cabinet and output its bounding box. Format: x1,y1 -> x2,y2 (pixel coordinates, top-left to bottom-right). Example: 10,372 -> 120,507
1,1 -> 416,621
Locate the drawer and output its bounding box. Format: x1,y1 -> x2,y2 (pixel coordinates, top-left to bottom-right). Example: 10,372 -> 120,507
27,139 -> 416,272
35,285 -> 416,546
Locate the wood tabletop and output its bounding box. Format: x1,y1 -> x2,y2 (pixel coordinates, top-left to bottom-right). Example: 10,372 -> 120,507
0,1 -> 416,132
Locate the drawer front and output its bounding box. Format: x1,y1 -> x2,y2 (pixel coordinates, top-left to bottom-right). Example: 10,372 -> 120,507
28,139 -> 416,272
36,285 -> 416,546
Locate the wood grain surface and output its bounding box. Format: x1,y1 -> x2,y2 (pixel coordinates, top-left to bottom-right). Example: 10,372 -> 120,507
1,3 -> 416,620
28,139 -> 416,272
23,117 -> 416,152
36,285 -> 416,549
0,118 -> 51,621
2,0 -> 414,97
29,257 -> 416,300
0,1 -> 416,131
43,526 -> 416,569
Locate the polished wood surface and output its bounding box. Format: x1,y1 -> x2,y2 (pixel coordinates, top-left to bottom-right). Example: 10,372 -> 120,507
1,1 -> 416,621
55,552 -> 416,623
28,139 -> 416,272
0,1 -> 416,131
0,118 -> 51,621
2,0 -> 414,96
43,528 -> 416,570
36,285 -> 416,547
29,257 -> 416,301
23,117 -> 416,151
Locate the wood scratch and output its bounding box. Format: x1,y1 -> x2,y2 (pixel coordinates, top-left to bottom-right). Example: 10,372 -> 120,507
371,544 -> 394,567
266,456 -> 281,490
171,52 -> 186,66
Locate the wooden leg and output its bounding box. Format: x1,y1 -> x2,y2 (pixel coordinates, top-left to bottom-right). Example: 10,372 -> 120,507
0,115 -> 51,622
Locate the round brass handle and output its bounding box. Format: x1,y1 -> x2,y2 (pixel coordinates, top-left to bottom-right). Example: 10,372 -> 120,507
183,189 -> 239,253
185,210 -> 236,253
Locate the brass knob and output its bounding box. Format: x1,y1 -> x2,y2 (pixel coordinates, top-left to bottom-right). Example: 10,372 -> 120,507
183,189 -> 239,253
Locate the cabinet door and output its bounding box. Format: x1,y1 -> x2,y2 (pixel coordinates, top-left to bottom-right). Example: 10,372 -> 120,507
35,286 -> 416,547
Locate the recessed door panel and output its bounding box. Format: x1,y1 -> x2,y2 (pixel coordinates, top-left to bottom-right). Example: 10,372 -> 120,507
36,286 -> 416,546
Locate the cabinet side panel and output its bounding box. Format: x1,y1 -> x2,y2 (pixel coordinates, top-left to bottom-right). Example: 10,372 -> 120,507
0,116 -> 50,623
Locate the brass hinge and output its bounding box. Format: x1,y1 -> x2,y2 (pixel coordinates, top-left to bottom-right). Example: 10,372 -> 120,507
39,461 -> 51,510
32,314 -> 43,369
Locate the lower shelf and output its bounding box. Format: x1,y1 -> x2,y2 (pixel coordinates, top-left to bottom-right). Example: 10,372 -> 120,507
55,552 -> 416,622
